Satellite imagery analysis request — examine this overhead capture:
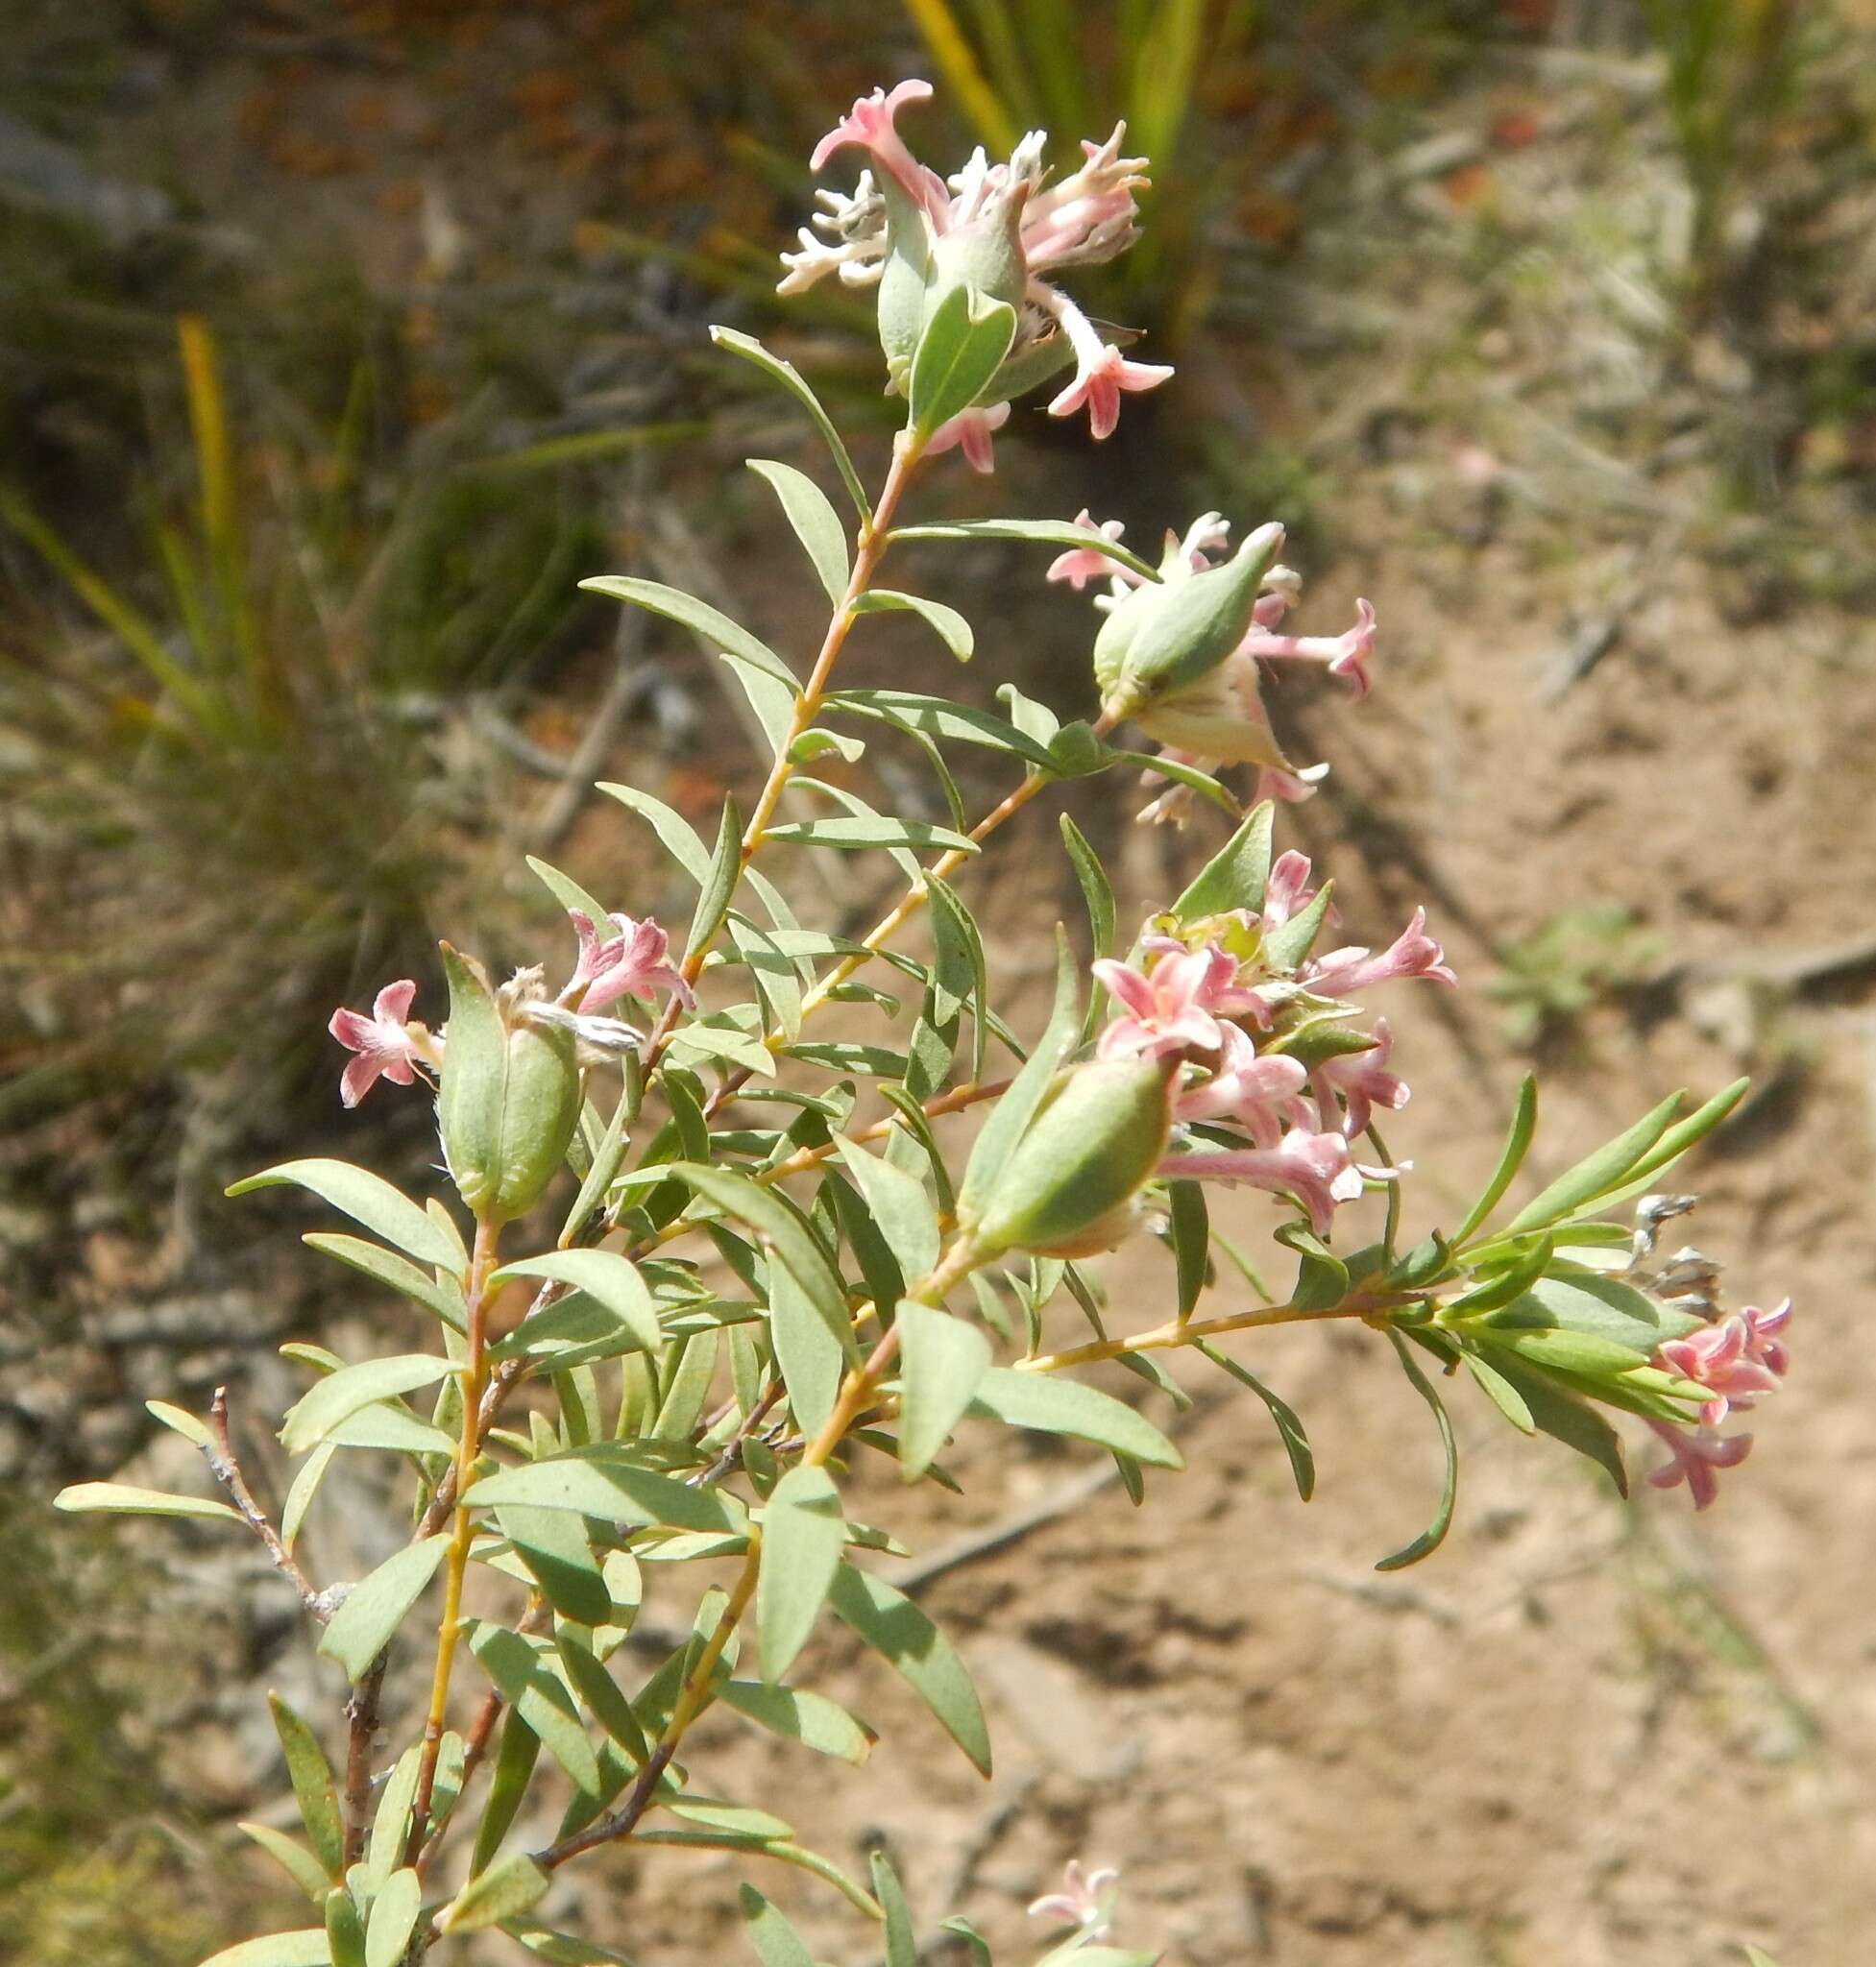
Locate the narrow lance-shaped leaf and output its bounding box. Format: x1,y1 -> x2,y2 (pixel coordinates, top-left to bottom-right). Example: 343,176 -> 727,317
1498,1091 -> 1685,1236
363,1871 -> 423,1967
1168,1179 -> 1209,1320
491,1251 -> 661,1356
227,1160 -> 465,1274
739,1884 -> 816,1967
889,518 -> 1161,585
193,1933 -> 334,1967
895,1302 -> 993,1480
1452,1074 -> 1538,1246
686,794 -> 743,964
973,1368 -> 1182,1469
758,1464 -> 847,1685
1175,800 -> 1275,918
1194,1341 -> 1314,1501
747,458 -> 849,604
268,1692 -> 344,1878
280,1355 -> 452,1456
1376,1331 -> 1458,1571
317,1536 -> 451,1683
597,783 -> 712,885
959,927 -> 1081,1219
55,1482 -> 241,1523
849,588 -> 973,662
709,327 -> 870,517
873,1852 -> 917,1967
826,1562 -> 991,1775
439,1854 -> 550,1934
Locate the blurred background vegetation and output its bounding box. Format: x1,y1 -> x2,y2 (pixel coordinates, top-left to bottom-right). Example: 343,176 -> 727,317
2,3 -> 1870,1961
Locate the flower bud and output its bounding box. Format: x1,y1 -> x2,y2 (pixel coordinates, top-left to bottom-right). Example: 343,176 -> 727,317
1094,522 -> 1285,717
436,943 -> 581,1224
962,1058 -> 1175,1261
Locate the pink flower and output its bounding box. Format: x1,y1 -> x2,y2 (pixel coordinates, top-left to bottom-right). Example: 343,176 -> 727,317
1314,1017 -> 1409,1140
1158,1127 -> 1393,1240
329,980 -> 426,1108
1046,320 -> 1174,440
1241,597 -> 1378,700
1046,509 -> 1132,590
1250,759 -> 1330,808
810,80 -> 946,219
925,401 -> 1010,474
1657,1299 -> 1792,1426
1176,1025 -> 1309,1147
1020,122 -> 1148,271
565,911 -> 694,1017
1028,1858 -> 1120,1938
1093,944 -> 1237,1062
1645,1419 -> 1753,1511
1261,850 -> 1319,933
1304,907 -> 1456,996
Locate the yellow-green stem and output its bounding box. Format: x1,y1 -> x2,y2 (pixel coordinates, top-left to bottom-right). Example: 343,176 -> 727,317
405,1214 -> 501,1867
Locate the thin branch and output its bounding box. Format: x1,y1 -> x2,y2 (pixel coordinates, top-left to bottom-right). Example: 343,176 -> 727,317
342,1654 -> 388,1868
200,1385 -> 326,1620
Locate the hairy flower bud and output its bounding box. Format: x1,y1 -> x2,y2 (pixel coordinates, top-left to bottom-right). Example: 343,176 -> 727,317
1094,522 -> 1286,718
436,943 -> 581,1224
964,1058 -> 1175,1261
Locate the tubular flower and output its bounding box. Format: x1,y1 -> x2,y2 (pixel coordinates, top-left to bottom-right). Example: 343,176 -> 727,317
1657,1299 -> 1792,1426
1314,1017 -> 1410,1139
1238,596 -> 1378,700
1262,849 -> 1321,933
925,401 -> 1011,474
1176,1026 -> 1311,1148
1029,1858 -> 1121,1939
1645,1419 -> 1754,1511
1092,944 -> 1237,1062
1303,908 -> 1456,996
329,980 -> 433,1107
783,82 -> 1167,449
1046,509 -> 1130,590
563,910 -> 694,1017
1158,1128 -> 1396,1242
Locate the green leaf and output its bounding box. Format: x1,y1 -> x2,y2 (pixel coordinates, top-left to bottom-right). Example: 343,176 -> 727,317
1175,800 -> 1275,917
464,1447 -> 739,1532
764,814 -> 979,854
525,854 -> 610,932
561,1080 -> 635,1246
747,458 -> 849,604
873,1852 -> 917,1967
491,1251 -> 661,1356
324,1882 -> 365,1967
1499,1092 -> 1685,1235
972,1368 -> 1182,1469
146,1399 -> 213,1448
686,794 -> 743,964
758,1464 -> 847,1684
463,1622 -> 601,1795
958,927 -> 1081,1219
829,688 -> 1059,771
1376,1332 -> 1458,1571
195,1933 -> 332,1967
826,1563 -> 990,1774
665,1164 -> 853,1361
1276,1220 -> 1349,1314
710,327 -> 869,517
238,1823 -> 331,1904
1463,1350 -> 1536,1433
268,1692 -> 344,1878
1483,1355 -> 1627,1495
1452,1074 -> 1538,1245
495,1504 -> 611,1625
895,1302 -> 992,1480
365,1746 -> 423,1888
556,1630 -> 651,1760
1262,880 -> 1336,971
719,1681 -> 876,1763
228,1161 -> 464,1274
834,1138 -> 941,1286
363,1871 -> 422,1967
280,1355 -> 451,1456
317,1537 -> 451,1683
1194,1342 -> 1313,1500
439,1854 -> 549,1934
597,783 -> 712,885
499,1924 -> 642,1967
471,1712 -> 540,1876
1480,1268 -> 1703,1351
303,1234 -> 466,1330
1168,1180 -> 1209,1320
577,577 -> 793,686
739,1885 -> 814,1967
1060,812 -> 1116,978
54,1482 -> 240,1523
908,283 -> 1017,437
850,588 -> 973,661
890,518 -> 1160,584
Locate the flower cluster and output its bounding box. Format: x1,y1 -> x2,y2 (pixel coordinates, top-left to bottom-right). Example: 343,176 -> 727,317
328,907 -> 690,1104
1645,1298 -> 1793,1509
1092,862 -> 1450,1239
782,80 -> 1170,463
1050,509 -> 1377,820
